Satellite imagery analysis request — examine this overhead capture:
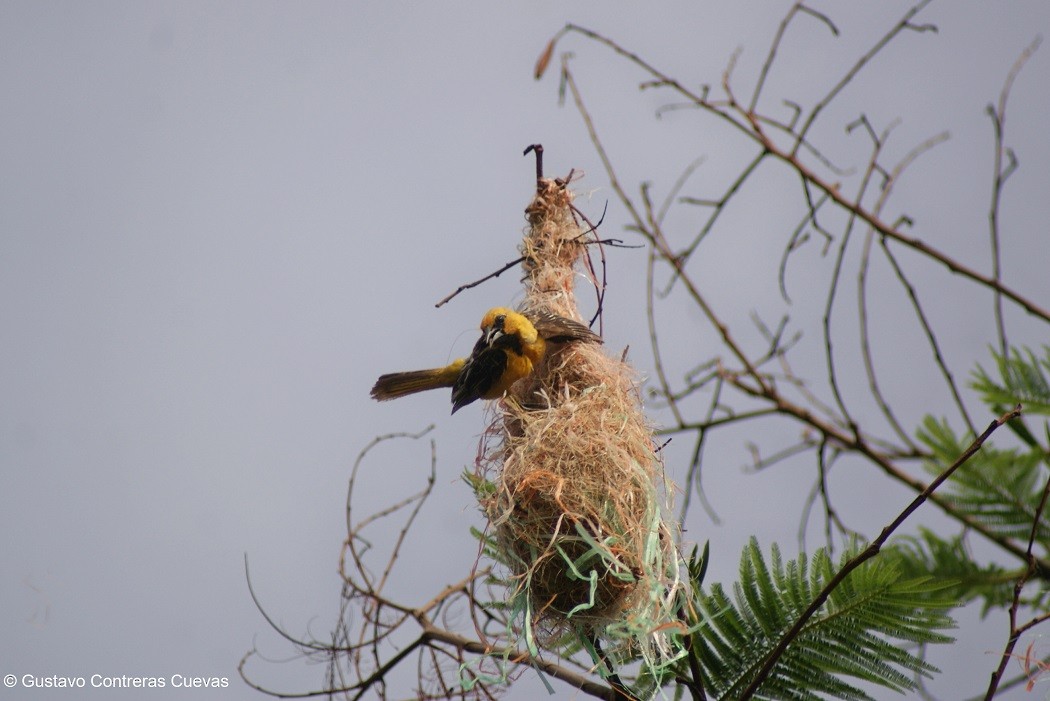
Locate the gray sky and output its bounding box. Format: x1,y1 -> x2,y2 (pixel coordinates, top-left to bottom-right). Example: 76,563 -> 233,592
2,2 -> 1048,699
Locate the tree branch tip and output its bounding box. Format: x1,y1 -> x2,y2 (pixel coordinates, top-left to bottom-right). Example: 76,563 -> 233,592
798,5 -> 840,36
906,21 -> 938,34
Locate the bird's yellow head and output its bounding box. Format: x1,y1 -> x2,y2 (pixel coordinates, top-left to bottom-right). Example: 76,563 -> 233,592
480,307 -> 539,346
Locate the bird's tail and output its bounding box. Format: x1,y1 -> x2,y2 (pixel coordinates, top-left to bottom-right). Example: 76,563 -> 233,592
370,359 -> 466,401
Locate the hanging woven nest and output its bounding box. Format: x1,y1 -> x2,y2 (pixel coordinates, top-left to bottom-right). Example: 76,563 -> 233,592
473,174 -> 681,673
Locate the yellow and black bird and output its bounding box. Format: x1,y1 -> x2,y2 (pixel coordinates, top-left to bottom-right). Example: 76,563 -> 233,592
371,307 -> 601,413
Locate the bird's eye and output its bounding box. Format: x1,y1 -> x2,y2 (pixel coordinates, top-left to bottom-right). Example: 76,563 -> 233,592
494,314 -> 506,328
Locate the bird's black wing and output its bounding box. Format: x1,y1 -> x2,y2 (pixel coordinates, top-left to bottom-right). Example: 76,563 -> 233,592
451,344 -> 509,413
527,310 -> 602,345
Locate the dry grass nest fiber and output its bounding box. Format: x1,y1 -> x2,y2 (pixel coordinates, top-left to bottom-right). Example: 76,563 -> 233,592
475,178 -> 674,640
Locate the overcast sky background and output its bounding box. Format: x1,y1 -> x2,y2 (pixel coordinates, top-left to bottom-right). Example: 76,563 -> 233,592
2,2 -> 1048,700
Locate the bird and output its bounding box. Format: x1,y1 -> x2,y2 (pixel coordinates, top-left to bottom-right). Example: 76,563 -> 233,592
370,307 -> 601,413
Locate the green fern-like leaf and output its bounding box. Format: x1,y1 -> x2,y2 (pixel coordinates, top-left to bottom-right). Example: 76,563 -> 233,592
685,538 -> 955,700
916,416 -> 1050,544
972,346 -> 1050,416
887,528 -> 1016,615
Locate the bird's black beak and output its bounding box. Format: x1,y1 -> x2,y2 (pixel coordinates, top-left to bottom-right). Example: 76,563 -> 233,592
484,326 -> 504,346
483,315 -> 507,346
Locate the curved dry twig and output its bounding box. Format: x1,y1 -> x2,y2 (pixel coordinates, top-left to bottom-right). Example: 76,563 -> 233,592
986,35 -> 1042,357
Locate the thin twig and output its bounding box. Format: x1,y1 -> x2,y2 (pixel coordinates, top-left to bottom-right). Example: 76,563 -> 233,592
434,256 -> 526,308
435,208 -> 626,310
749,2 -> 804,114
859,128 -> 958,444
854,120 -> 913,448
778,190 -> 831,304
986,36 -> 1042,357
675,148 -> 766,275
